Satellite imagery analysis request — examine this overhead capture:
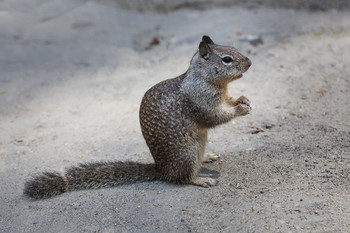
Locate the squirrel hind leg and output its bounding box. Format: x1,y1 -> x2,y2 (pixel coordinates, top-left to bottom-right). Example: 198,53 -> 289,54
157,151 -> 201,185
158,150 -> 218,187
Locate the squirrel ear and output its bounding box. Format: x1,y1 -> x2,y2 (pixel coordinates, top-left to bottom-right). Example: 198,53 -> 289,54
202,35 -> 214,45
199,41 -> 211,60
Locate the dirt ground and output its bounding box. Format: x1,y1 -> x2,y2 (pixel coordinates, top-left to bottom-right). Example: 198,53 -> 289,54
1,0 -> 350,232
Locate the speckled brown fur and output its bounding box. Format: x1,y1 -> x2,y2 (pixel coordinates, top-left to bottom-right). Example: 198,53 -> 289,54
23,35 -> 251,199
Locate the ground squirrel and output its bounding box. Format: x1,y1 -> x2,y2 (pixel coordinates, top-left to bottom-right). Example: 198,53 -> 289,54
24,35 -> 252,199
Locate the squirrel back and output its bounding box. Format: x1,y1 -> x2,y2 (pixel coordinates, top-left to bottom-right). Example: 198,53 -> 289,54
24,35 -> 252,199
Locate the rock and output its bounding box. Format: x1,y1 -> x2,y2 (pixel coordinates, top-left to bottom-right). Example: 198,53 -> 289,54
265,178 -> 280,184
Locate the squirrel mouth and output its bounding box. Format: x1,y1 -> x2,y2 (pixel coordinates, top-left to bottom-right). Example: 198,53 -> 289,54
229,74 -> 243,82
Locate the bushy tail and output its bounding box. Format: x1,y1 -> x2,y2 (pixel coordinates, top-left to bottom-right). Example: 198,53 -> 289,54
23,161 -> 157,200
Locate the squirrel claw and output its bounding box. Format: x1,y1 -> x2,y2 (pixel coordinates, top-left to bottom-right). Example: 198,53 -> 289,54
235,96 -> 250,107
235,104 -> 251,116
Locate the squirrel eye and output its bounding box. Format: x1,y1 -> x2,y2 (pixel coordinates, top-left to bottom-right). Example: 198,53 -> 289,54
222,56 -> 233,63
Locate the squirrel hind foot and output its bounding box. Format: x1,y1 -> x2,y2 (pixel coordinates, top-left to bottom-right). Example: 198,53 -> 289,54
191,177 -> 218,188
202,153 -> 220,163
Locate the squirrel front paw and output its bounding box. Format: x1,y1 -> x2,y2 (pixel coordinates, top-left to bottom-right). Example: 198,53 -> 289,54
234,103 -> 251,116
233,96 -> 251,107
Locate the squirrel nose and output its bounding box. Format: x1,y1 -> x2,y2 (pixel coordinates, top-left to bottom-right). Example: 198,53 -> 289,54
245,57 -> 252,67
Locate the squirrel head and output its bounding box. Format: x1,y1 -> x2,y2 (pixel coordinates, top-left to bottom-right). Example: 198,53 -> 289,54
196,35 -> 251,86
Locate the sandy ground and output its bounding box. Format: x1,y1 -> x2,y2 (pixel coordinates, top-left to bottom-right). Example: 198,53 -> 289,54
1,0 -> 350,232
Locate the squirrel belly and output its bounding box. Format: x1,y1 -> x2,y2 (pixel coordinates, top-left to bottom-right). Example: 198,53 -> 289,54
23,35 -> 252,200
